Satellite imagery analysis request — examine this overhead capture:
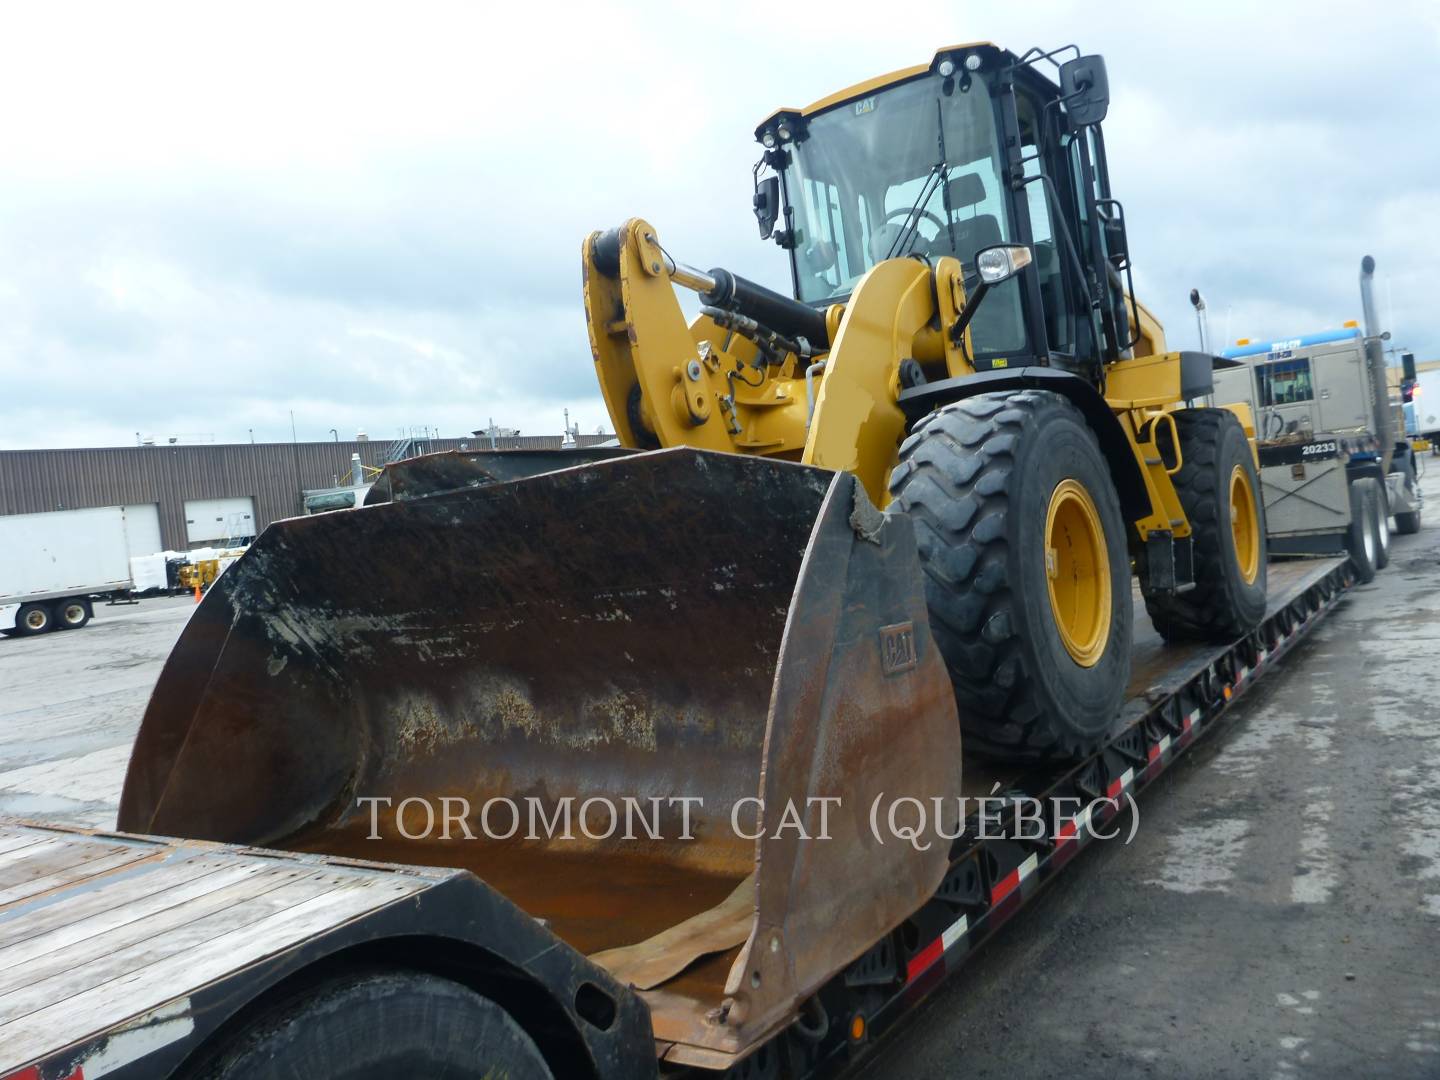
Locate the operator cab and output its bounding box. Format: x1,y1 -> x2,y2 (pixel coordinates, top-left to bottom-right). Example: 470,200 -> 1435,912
753,44 -> 1137,379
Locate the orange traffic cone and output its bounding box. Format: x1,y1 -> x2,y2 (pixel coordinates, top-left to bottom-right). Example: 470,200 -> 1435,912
193,583 -> 202,604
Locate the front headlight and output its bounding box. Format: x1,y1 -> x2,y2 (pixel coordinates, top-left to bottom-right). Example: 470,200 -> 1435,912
976,244 -> 1034,285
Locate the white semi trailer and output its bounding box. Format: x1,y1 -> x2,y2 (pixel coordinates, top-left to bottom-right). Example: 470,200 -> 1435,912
0,505 -> 143,635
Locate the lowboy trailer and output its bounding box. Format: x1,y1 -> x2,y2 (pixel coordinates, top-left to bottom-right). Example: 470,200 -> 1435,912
0,554 -> 1351,1080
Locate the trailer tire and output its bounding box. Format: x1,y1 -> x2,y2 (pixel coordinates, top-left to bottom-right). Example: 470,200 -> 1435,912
1345,478 -> 1380,583
14,603 -> 54,636
890,390 -> 1132,760
1374,485 -> 1391,569
55,598 -> 91,629
1394,508 -> 1422,535
188,969 -> 554,1079
1142,409 -> 1268,642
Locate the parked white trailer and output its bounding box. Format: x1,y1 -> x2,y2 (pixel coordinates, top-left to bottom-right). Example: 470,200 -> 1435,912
0,505 -> 144,636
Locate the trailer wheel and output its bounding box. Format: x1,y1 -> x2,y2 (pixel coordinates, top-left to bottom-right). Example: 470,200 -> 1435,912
55,598 -> 91,629
889,390 -> 1132,760
1142,409 -> 1268,642
188,969 -> 554,1079
14,603 -> 54,636
1345,478 -> 1380,583
1394,507 -> 1422,535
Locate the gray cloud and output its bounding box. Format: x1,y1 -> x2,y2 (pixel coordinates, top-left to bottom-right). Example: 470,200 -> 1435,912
0,1 -> 1436,449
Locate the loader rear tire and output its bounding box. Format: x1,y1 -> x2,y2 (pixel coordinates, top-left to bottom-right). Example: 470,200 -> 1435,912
188,968 -> 554,1079
1142,409 -> 1268,642
889,390 -> 1132,761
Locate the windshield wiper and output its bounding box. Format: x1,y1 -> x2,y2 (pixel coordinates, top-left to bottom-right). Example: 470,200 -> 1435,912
885,160 -> 946,261
886,98 -> 954,262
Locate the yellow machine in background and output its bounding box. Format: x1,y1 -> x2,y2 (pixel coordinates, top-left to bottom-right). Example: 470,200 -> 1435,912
585,42 -> 1268,757
173,547 -> 247,593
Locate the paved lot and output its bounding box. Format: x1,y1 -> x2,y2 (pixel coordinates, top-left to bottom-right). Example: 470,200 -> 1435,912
0,594 -> 194,826
1,477 -> 1437,1078
861,476 -> 1440,1079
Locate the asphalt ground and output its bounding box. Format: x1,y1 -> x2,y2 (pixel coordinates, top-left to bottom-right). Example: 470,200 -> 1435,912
858,471 -> 1440,1079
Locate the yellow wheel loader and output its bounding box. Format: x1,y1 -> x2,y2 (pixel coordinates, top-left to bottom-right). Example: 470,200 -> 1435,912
118,43 -> 1269,1068
584,42 -> 1267,758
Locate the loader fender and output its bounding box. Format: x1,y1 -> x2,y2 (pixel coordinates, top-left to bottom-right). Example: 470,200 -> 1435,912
897,366 -> 1149,521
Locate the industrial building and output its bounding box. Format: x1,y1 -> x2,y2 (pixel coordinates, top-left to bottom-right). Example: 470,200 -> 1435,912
0,431 -> 614,553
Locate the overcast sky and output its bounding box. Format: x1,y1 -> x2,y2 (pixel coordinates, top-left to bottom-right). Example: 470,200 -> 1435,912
2,1 -> 1436,449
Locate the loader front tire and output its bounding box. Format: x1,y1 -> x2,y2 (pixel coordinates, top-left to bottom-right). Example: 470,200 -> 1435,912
1142,409 -> 1268,641
890,390 -> 1132,761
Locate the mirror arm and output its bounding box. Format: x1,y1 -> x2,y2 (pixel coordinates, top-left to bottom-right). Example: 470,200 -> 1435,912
948,279 -> 991,345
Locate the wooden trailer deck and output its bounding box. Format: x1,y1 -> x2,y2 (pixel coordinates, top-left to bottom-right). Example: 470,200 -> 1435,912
0,824 -> 452,1075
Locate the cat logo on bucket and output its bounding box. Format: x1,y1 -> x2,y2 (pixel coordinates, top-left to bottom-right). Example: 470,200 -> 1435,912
879,622 -> 917,675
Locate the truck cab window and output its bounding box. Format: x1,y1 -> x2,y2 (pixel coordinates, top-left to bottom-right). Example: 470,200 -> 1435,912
1257,358 -> 1315,406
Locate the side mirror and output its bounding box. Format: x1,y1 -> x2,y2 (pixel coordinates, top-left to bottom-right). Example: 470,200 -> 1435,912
1059,54 -> 1109,128
753,176 -> 780,240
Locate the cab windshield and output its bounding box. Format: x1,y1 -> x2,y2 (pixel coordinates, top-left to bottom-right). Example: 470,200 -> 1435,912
780,71 -> 1025,356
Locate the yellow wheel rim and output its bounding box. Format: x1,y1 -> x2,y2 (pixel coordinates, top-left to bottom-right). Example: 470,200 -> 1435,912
1044,478 -> 1112,668
1229,464 -> 1261,585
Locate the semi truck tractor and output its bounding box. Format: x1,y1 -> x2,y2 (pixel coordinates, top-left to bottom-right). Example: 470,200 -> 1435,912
1213,256 -> 1423,582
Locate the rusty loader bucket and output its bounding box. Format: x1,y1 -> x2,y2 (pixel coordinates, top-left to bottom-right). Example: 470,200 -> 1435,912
119,448 -> 961,1066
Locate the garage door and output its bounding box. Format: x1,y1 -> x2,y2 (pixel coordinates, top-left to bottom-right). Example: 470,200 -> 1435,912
120,503 -> 163,559
184,496 -> 257,546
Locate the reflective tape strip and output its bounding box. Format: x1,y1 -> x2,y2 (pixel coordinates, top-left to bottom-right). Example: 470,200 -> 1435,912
991,852 -> 1038,904
1147,734 -> 1173,763
1105,768 -> 1135,799
905,913 -> 969,983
